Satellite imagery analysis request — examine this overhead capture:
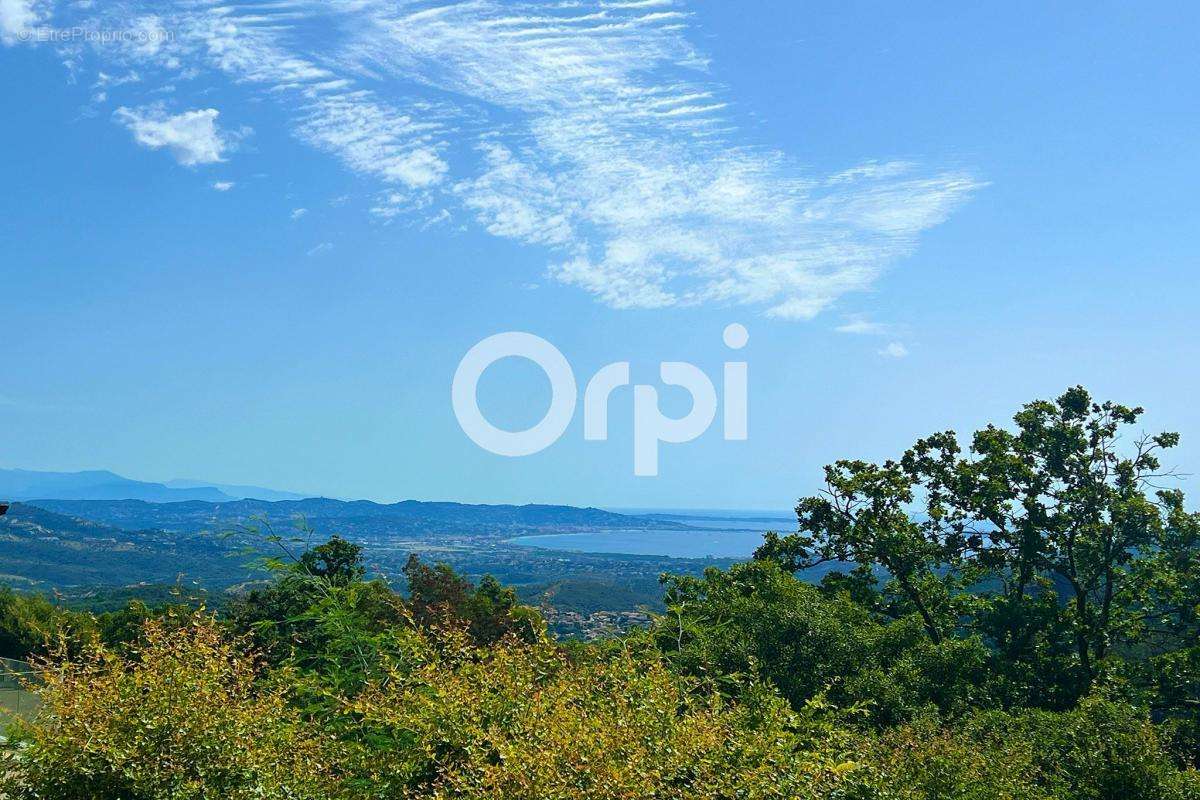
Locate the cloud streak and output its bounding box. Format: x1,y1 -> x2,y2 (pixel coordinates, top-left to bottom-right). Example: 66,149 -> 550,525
25,0 -> 982,319
835,315 -> 900,336
344,1 -> 980,318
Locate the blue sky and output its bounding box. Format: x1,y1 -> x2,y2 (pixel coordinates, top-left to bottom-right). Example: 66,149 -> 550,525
2,1 -> 1198,509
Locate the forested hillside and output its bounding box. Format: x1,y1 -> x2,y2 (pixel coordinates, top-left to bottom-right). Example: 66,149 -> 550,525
28,497 -> 682,537
0,498 -> 712,627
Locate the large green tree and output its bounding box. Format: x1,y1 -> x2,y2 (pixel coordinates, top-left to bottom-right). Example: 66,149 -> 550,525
757,387 -> 1200,710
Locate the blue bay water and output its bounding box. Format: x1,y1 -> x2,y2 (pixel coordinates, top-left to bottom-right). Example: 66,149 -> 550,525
509,511 -> 794,559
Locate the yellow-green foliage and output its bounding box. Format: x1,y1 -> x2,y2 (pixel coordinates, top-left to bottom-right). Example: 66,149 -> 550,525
3,613 -> 1198,800
342,629 -> 861,799
2,616 -> 868,800
1,614 -> 338,800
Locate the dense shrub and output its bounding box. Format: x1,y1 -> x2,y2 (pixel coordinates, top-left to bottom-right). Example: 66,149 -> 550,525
6,606 -> 1198,800
341,629 -> 863,798
853,697 -> 1200,800
654,560 -> 1004,724
1,615 -> 338,800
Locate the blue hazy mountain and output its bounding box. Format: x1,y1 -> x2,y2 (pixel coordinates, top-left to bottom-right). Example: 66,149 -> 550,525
29,497 -> 687,537
163,479 -> 307,502
0,469 -> 313,503
0,469 -> 234,503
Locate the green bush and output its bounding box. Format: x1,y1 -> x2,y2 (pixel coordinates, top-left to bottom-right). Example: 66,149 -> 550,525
2,615 -> 338,800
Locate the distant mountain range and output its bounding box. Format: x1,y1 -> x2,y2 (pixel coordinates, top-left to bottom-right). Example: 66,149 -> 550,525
29,497 -> 682,538
0,469 -> 307,503
0,496 -> 689,593
0,469 -> 697,601
161,479 -> 307,502
0,470 -> 687,536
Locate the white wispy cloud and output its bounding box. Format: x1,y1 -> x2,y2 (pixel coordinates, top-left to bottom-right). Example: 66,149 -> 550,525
343,0 -> 980,318
293,90 -> 448,192
211,180 -> 234,191
114,105 -> 231,166
835,315 -> 899,336
0,0 -> 44,44
454,141 -> 575,247
306,241 -> 333,257
90,70 -> 140,103
94,71 -> 140,88
879,342 -> 909,358
24,0 -> 982,320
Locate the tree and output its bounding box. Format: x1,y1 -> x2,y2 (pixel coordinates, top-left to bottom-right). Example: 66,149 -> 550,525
227,535 -> 411,697
297,536 -> 365,585
0,589 -> 96,662
755,457 -> 976,646
936,388 -> 1185,689
402,555 -> 540,644
757,387 -> 1199,708
654,560 -> 996,724
402,554 -> 472,629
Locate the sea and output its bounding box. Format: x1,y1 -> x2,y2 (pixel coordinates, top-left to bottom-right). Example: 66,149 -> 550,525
508,509 -> 794,560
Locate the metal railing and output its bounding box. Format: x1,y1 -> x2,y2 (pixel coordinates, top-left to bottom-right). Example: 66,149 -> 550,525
0,656 -> 38,726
